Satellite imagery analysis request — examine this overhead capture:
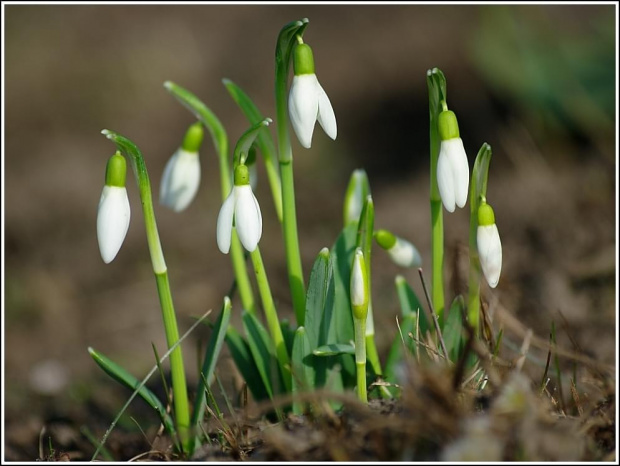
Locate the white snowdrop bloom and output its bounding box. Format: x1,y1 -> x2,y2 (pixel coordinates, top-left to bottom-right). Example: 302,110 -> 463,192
375,229 -> 422,268
160,122 -> 204,212
160,149 -> 201,212
388,237 -> 422,268
216,164 -> 262,254
436,109 -> 469,212
97,153 -> 131,264
477,200 -> 502,288
288,43 -> 337,149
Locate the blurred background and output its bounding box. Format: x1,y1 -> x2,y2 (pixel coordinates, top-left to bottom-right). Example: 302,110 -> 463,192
3,4 -> 616,459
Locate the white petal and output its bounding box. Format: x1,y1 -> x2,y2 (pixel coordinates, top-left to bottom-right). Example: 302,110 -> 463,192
316,80 -> 337,141
477,224 -> 502,288
234,185 -> 261,252
448,138 -> 470,208
97,186 -> 131,263
437,143 -> 456,212
288,74 -> 319,149
388,237 -> 422,268
216,189 -> 236,254
252,190 -> 263,243
160,149 -> 201,212
350,250 -> 366,308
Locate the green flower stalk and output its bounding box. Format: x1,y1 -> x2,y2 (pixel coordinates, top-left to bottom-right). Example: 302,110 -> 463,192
218,122 -> 292,392
100,130 -> 191,453
274,19 -> 309,326
467,143 -> 492,335
356,196 -> 382,383
427,68 -> 447,321
351,248 -> 369,403
159,122 -> 204,212
164,80 -> 256,315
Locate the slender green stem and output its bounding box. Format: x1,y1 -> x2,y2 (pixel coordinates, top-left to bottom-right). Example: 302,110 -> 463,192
102,130 -> 190,453
467,143 -> 492,335
430,200 -> 445,323
155,273 -> 190,451
365,334 -> 381,375
467,217 -> 481,335
356,196 -> 382,378
250,247 -> 292,392
275,20 -> 309,326
354,318 -> 367,403
163,81 -> 256,314
230,230 -> 256,314
279,160 -> 306,325
427,69 -> 447,322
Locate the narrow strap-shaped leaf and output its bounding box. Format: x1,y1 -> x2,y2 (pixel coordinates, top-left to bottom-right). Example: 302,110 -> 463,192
192,297 -> 232,429
291,326 -> 313,414
313,343 -> 356,356
304,248 -> 335,349
330,223 -> 358,345
241,310 -> 277,399
224,326 -> 270,402
395,275 -> 430,334
279,319 -> 296,358
443,295 -> 466,363
88,348 -> 176,438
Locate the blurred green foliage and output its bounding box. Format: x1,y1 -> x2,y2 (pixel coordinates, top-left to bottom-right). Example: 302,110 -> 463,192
471,6 -> 614,141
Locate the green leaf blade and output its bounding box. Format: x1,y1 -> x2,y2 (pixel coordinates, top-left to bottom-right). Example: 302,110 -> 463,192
192,297 -> 232,428
224,326 -> 270,403
88,347 -> 176,436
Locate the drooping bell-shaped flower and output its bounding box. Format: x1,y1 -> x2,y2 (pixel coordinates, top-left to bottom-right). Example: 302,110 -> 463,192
160,122 -> 204,212
288,42 -> 337,149
477,199 -> 502,288
97,152 -> 131,263
216,164 -> 262,254
437,109 -> 469,212
374,229 -> 422,268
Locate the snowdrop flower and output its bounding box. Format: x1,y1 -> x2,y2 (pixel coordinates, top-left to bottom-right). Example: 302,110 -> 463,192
350,248 -> 369,321
288,42 -> 337,149
437,109 -> 469,212
217,164 -> 262,254
160,122 -> 204,212
477,199 -> 502,288
374,229 -> 422,268
97,153 -> 130,263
